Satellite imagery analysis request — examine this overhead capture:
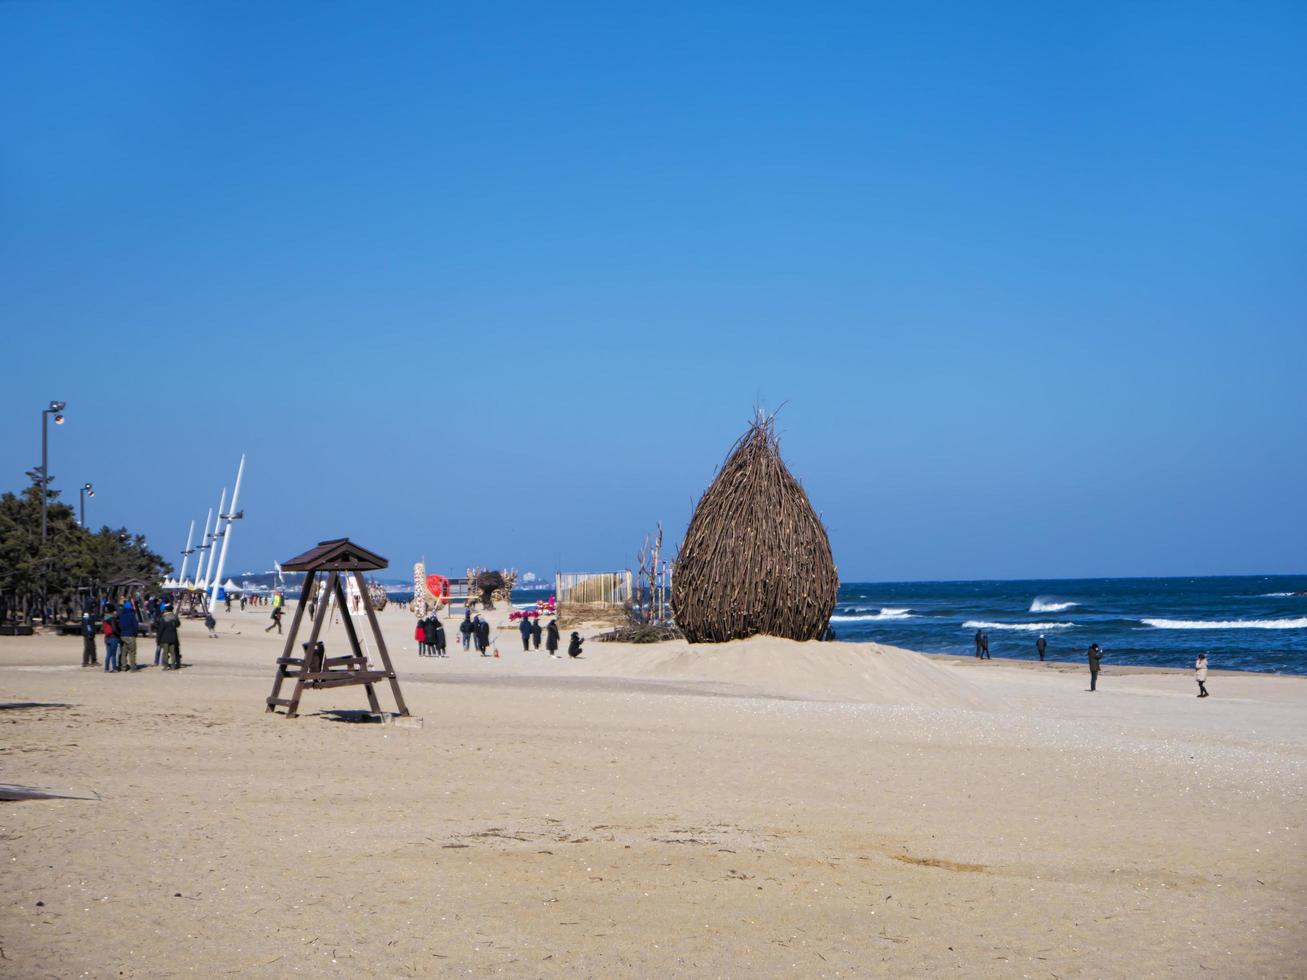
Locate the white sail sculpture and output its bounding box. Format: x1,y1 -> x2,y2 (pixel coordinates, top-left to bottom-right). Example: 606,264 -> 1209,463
208,455 -> 245,604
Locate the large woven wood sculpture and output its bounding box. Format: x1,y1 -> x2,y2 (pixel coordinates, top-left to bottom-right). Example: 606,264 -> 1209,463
672,414 -> 838,642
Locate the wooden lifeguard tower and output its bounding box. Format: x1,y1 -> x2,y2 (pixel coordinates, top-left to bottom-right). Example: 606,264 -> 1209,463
265,538 -> 409,719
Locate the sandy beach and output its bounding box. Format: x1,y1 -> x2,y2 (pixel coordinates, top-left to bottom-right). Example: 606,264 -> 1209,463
2,603 -> 1304,978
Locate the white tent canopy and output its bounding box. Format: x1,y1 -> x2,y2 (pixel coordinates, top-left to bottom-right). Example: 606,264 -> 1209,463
222,578 -> 242,593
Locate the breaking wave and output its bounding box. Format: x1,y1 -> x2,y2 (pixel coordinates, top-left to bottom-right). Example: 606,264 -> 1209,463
963,620 -> 1074,632
831,608 -> 913,622
1141,617 -> 1307,631
1029,598 -> 1079,613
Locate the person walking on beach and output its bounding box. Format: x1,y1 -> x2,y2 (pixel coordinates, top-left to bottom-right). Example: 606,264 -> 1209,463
240,595 -> 247,611
980,631 -> 990,660
567,631 -> 584,658
519,615 -> 532,652
974,629 -> 983,658
1036,634 -> 1047,662
266,604 -> 284,634
118,600 -> 140,672
102,603 -> 120,672
531,617 -> 542,651
205,611 -> 218,638
1087,642 -> 1104,691
477,616 -> 491,656
460,611 -> 474,651
1195,652 -> 1210,698
81,612 -> 98,667
156,605 -> 182,670
545,618 -> 560,658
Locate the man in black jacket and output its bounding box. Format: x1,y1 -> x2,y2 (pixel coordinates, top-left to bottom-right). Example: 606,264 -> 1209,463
1087,643 -> 1104,691
156,605 -> 182,670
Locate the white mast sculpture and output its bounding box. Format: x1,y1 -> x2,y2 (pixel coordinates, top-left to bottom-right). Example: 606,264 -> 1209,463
208,455 -> 245,604
177,519 -> 196,586
193,507 -> 213,588
202,488 -> 225,590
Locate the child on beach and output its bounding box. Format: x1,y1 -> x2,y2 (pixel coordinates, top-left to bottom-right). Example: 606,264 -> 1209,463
568,632 -> 584,658
1196,653 -> 1209,698
205,612 -> 218,638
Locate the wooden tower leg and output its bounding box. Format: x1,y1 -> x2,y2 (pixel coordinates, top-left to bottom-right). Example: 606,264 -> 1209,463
286,571 -> 336,718
356,571 -> 409,716
333,572 -> 382,714
267,570 -> 316,712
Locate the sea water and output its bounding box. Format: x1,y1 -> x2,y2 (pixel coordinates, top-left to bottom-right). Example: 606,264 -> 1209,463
831,575 -> 1307,674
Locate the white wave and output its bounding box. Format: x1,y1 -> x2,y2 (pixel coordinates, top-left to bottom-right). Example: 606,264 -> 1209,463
1258,592 -> 1300,598
831,608 -> 913,623
1141,617 -> 1307,631
1029,598 -> 1079,613
964,620 -> 1074,632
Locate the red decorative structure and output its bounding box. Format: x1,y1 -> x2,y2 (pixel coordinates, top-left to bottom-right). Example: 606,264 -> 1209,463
265,538 -> 409,719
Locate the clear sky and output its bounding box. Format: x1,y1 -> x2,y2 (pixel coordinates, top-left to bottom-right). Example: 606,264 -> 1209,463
2,1 -> 1304,582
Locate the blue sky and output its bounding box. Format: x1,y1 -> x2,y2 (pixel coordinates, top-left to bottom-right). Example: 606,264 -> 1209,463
2,1 -> 1304,582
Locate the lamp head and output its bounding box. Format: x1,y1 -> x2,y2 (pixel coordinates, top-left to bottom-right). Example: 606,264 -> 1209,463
83,482 -> 93,492
53,414 -> 65,425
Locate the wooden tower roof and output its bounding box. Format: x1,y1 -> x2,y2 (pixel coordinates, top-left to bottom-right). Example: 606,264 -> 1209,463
280,538 -> 388,573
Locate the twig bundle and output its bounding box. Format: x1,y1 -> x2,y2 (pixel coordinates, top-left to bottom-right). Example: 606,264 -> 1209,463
671,413 -> 838,642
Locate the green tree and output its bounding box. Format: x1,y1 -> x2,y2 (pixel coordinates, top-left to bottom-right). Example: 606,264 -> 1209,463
0,483 -> 171,624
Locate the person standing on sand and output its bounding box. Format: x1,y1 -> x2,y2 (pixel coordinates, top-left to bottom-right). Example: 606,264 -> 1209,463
519,615 -> 532,652
546,618 -> 560,658
1195,653 -> 1210,698
477,616 -> 491,656
1036,635 -> 1047,661
157,605 -> 182,670
81,612 -> 98,667
240,595 -> 247,611
118,601 -> 140,672
433,616 -> 447,657
102,603 -> 120,672
980,631 -> 990,659
460,611 -> 474,651
531,617 -> 542,651
1087,642 -> 1104,691
974,629 -> 983,658
266,604 -> 284,634
205,611 -> 218,638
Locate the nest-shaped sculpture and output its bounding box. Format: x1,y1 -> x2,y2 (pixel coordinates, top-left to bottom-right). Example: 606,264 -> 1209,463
671,414 -> 838,642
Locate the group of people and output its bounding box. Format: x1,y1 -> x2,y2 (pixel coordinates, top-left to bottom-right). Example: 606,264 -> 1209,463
975,631 -> 1212,698
443,610 -> 579,659
81,599 -> 184,672
415,613 -> 448,656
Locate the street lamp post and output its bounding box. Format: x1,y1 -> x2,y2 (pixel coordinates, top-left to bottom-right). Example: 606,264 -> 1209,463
39,400 -> 66,542
80,483 -> 95,527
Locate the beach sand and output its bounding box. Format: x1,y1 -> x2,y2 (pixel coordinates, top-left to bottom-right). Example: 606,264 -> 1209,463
1,602 -> 1304,977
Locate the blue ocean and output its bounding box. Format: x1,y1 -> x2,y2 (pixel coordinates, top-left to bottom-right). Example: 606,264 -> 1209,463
831,575 -> 1307,675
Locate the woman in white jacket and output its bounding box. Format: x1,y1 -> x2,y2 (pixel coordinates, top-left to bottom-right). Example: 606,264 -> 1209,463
1195,653 -> 1210,698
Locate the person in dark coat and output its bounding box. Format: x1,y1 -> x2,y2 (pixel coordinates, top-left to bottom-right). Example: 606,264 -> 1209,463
545,619 -> 560,658
118,601 -> 140,671
519,615 -> 533,651
433,617 -> 447,657
477,616 -> 491,655
567,631 -> 583,658
1036,635 -> 1047,661
974,629 -> 984,658
1087,642 -> 1104,691
156,605 -> 182,670
81,612 -> 98,667
531,618 -> 542,650
980,631 -> 990,660
423,616 -> 440,657
460,611 -> 474,650
265,604 -> 284,634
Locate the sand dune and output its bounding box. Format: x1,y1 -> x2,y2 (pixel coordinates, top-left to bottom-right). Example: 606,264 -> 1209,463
580,636 -> 995,709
